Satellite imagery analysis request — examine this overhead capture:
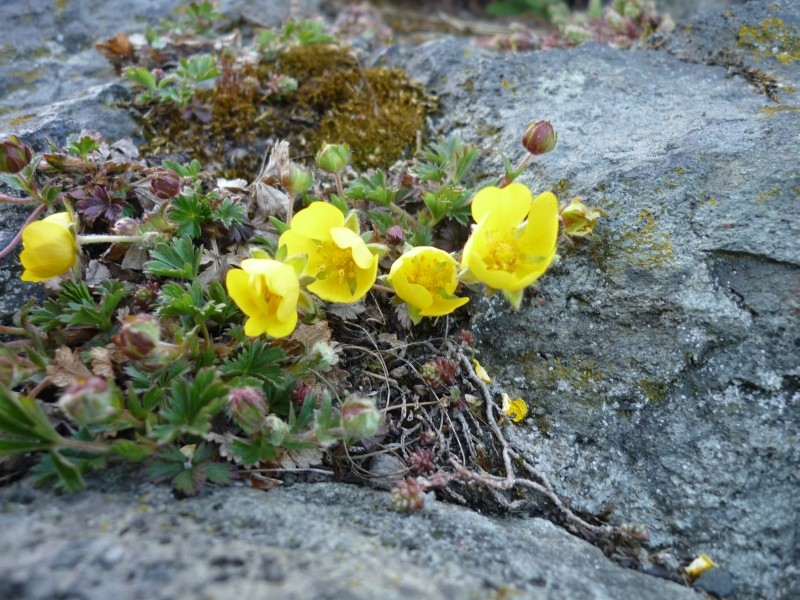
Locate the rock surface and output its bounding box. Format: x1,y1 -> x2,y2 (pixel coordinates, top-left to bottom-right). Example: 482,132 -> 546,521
391,1 -> 799,599
0,476 -> 701,600
1,1 -> 798,599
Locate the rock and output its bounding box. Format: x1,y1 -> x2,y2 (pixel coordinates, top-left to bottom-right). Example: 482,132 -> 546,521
0,1 -> 797,599
390,1 -> 798,598
0,478 -> 699,600
693,568 -> 738,598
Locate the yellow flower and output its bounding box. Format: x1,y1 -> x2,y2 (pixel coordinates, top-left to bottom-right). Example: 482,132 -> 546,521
501,392 -> 528,423
279,201 -> 378,303
20,211 -> 78,282
387,246 -> 468,323
226,258 -> 299,338
461,183 -> 559,309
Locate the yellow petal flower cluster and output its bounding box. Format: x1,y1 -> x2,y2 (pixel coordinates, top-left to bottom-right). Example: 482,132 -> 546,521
279,201 -> 378,304
226,258 -> 300,338
387,246 -> 468,323
461,183 -> 559,309
20,211 -> 78,282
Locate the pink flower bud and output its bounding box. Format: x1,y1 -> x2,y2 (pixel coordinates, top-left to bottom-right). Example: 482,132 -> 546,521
522,120 -> 557,155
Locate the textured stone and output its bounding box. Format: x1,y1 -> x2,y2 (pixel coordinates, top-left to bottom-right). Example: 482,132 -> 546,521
390,2 -> 799,598
0,478 -> 700,600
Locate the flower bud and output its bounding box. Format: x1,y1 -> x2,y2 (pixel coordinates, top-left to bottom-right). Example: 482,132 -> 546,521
112,314 -> 161,360
112,217 -> 141,236
228,387 -> 268,434
58,377 -> 117,425
0,136 -> 32,173
315,142 -> 350,174
150,169 -> 181,200
341,394 -> 382,441
522,120 -> 557,155
262,414 -> 291,445
560,197 -> 606,238
303,341 -> 338,373
385,225 -> 405,246
279,163 -> 313,198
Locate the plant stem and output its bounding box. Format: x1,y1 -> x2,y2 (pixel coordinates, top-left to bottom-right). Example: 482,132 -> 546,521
0,192 -> 37,205
77,234 -> 142,245
59,437 -> 111,454
0,204 -> 46,260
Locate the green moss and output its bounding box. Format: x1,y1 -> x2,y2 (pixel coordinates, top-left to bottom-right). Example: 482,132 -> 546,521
588,208 -> 673,273
756,185 -> 781,206
638,379 -> 669,403
522,356 -> 604,393
135,43 -> 432,179
737,18 -> 800,64
551,178 -> 571,199
7,113 -> 36,126
759,104 -> 800,116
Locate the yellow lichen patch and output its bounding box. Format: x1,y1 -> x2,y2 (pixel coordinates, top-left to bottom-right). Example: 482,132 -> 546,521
737,18 -> 800,64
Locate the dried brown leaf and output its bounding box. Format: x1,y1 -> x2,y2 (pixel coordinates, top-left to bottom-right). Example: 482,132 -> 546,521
290,320 -> 332,349
47,347 -> 92,388
90,346 -> 116,379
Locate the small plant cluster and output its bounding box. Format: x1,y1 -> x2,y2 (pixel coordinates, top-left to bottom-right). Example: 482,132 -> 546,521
0,6 -> 605,503
476,0 -> 674,51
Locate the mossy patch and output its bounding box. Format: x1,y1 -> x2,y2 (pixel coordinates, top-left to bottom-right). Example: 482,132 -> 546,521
588,208 -> 673,273
522,356 -> 604,394
638,379 -> 669,403
135,43 -> 433,179
737,18 -> 800,64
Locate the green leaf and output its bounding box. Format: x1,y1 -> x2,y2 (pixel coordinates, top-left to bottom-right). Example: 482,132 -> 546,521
110,439 -> 153,463
219,340 -> 286,387
49,450 -> 86,492
345,171 -> 396,206
144,235 -> 202,280
153,369 -> 227,442
268,215 -> 290,234
125,67 -> 157,90
170,191 -> 211,238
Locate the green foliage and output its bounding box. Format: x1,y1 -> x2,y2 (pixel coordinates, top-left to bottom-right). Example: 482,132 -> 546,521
170,190 -> 212,238
219,340 -> 286,386
345,170 -> 397,206
152,368 -> 227,443
144,235 -> 202,280
126,54 -> 218,108
256,19 -> 334,54
147,442 -> 232,496
29,281 -> 129,333
163,158 -> 203,181
157,280 -> 238,331
486,0 -> 569,22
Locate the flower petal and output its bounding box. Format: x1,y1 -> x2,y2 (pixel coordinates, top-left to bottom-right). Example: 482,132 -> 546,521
288,201 -> 343,240
390,268 -> 434,310
226,268 -> 265,319
471,183 -> 531,226
330,227 -> 374,269
422,294 -> 469,317
522,191 -> 559,259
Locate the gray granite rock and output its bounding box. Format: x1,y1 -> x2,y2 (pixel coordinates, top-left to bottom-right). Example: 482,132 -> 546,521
0,477 -> 700,600
392,1 -> 798,598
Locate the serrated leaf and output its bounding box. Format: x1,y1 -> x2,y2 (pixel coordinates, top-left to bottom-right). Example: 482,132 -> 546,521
144,235 -> 202,280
